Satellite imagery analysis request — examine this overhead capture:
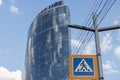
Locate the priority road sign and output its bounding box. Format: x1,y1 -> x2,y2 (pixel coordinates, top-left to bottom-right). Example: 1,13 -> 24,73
69,55 -> 98,79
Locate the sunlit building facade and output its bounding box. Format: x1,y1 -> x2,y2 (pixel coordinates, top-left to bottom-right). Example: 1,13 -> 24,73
24,1 -> 70,80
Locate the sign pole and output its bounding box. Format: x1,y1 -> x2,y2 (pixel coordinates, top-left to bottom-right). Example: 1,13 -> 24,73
68,13 -> 120,80
93,13 -> 104,80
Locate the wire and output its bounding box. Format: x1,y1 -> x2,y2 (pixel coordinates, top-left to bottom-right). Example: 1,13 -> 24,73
98,0 -> 117,25
76,0 -> 117,54
101,22 -> 120,49
71,0 -> 104,54
71,0 -> 104,53
63,0 -> 118,79
61,0 -> 99,77
101,30 -> 115,48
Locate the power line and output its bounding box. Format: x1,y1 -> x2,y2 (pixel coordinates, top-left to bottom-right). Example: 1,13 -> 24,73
64,0 -> 102,77
101,23 -> 120,49
98,0 -> 117,25
62,0 -> 103,79
73,0 -> 117,54
101,30 -> 115,48
71,0 -> 104,54
68,17 -> 120,80
62,0 -> 116,79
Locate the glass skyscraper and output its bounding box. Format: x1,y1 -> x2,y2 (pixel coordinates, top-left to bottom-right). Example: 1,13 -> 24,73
24,1 -> 70,80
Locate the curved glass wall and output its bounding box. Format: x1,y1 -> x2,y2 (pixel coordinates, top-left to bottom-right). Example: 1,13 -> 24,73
24,2 -> 70,80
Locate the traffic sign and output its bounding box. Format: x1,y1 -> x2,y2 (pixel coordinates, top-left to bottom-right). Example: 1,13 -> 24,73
69,55 -> 98,79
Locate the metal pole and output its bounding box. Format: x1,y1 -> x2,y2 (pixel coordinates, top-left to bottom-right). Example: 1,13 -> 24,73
93,13 -> 104,80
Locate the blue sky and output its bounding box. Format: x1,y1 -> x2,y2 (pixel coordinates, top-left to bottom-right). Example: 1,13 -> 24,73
0,0 -> 120,80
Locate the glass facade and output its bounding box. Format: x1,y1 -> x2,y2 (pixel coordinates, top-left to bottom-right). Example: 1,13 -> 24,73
24,1 -> 70,80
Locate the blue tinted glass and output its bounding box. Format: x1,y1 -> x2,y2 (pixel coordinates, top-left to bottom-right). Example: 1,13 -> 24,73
25,5 -> 70,80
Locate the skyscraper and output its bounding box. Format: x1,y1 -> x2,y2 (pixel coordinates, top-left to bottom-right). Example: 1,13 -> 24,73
24,1 -> 70,80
